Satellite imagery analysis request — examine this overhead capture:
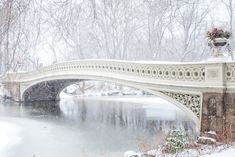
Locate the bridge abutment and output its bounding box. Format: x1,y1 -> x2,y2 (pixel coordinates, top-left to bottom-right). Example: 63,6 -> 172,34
3,82 -> 21,101
201,92 -> 234,142
22,79 -> 79,102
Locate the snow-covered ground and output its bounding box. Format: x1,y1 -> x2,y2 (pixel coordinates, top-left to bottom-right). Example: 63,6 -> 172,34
202,145 -> 235,157
124,144 -> 235,157
0,121 -> 22,157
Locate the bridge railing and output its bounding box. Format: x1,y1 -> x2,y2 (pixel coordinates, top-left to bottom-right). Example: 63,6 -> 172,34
4,59 -> 235,88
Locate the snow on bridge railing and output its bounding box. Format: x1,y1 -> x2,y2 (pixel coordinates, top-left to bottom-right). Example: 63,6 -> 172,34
4,60 -> 207,83
5,59 -> 235,86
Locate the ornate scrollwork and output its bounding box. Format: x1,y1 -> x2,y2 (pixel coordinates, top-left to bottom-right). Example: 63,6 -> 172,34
226,63 -> 235,82
161,91 -> 201,118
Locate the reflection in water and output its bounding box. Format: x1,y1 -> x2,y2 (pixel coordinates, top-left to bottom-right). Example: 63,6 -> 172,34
59,97 -> 197,135
23,101 -> 62,117
20,97 -> 197,136
0,96 -> 198,157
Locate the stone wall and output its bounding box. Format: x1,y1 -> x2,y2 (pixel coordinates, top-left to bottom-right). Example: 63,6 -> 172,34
3,82 -> 21,101
22,79 -> 79,101
232,98 -> 235,141
201,92 -> 234,142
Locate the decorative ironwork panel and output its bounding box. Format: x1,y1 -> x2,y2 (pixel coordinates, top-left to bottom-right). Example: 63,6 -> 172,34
161,91 -> 201,118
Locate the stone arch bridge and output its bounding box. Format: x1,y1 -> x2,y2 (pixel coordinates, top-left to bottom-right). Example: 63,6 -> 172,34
2,59 -> 235,141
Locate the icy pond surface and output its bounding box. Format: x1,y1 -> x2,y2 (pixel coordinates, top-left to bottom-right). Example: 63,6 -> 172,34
0,96 -> 198,157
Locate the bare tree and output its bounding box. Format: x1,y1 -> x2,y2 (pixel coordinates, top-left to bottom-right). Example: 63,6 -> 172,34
0,0 -> 43,73
3,0 -> 227,68
221,0 -> 235,59
170,0 -> 213,61
144,0 -> 177,60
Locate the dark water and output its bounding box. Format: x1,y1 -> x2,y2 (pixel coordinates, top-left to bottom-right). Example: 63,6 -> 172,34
0,96 -> 197,157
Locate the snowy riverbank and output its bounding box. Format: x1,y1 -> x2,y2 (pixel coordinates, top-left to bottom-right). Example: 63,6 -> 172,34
0,120 -> 22,157
124,143 -> 235,157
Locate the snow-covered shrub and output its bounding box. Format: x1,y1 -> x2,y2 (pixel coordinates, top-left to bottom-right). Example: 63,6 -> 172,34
164,130 -> 189,154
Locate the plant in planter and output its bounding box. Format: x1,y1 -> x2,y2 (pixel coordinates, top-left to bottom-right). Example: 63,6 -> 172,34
207,28 -> 232,57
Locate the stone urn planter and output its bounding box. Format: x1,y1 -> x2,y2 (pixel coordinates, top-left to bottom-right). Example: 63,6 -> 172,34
210,38 -> 228,57
207,28 -> 232,58
213,38 -> 227,46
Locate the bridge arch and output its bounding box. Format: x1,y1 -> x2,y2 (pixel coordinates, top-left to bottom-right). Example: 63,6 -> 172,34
21,75 -> 201,128
5,60 -> 234,142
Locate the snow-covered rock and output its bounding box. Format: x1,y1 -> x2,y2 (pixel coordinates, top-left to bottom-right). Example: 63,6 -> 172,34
206,131 -> 217,140
123,151 -> 141,157
197,136 -> 216,145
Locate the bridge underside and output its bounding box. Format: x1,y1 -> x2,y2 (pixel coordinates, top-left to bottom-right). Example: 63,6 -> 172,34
23,79 -> 79,101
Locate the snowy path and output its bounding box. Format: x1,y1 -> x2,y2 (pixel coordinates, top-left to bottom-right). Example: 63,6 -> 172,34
201,145 -> 235,157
